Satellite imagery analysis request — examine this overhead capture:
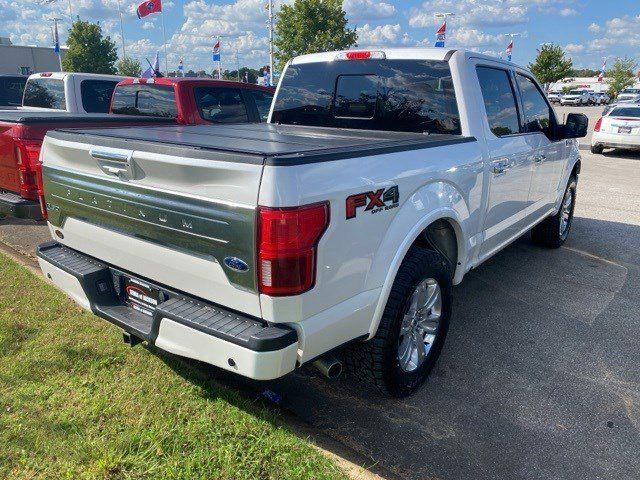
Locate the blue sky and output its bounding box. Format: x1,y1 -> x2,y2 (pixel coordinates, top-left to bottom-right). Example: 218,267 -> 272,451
1,0 -> 639,73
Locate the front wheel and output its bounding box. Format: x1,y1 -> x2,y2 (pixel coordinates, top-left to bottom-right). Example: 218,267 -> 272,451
345,247 -> 452,397
531,176 -> 577,248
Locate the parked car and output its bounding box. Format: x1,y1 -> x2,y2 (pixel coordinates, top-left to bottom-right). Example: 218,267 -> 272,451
110,77 -> 275,124
0,75 -> 27,108
20,72 -> 127,113
591,104 -> 640,154
594,92 -> 610,105
0,111 -> 173,220
547,91 -> 562,104
560,89 -> 592,106
36,49 -> 587,397
615,88 -> 640,103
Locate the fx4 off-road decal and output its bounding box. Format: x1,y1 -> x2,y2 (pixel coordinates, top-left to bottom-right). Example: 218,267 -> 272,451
346,186 -> 399,219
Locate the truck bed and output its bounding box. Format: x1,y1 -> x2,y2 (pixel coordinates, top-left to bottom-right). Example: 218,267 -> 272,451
0,111 -> 175,125
47,123 -> 475,165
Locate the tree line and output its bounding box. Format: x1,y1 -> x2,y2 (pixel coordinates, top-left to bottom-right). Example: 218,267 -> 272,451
62,1 -> 638,98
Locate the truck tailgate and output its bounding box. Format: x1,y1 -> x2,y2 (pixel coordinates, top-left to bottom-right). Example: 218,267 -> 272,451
41,129 -> 264,317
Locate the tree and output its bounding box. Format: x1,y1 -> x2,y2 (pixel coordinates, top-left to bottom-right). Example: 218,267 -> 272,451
274,0 -> 357,70
116,56 -> 141,77
568,68 -> 599,78
62,19 -> 118,74
607,57 -> 637,98
528,44 -> 573,89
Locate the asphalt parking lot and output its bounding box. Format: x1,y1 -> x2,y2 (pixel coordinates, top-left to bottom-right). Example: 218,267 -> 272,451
1,106 -> 638,480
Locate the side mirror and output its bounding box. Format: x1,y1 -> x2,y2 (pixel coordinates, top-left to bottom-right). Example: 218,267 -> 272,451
557,112 -> 589,139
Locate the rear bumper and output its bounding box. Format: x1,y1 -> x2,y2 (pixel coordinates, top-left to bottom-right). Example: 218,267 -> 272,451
36,241 -> 299,380
0,191 -> 43,220
592,132 -> 640,150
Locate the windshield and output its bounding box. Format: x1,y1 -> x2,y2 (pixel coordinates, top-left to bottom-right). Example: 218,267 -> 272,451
272,59 -> 461,135
111,83 -> 178,117
609,107 -> 640,118
22,78 -> 66,109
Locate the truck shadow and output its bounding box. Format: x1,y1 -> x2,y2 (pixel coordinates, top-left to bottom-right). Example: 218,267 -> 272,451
162,215 -> 640,480
600,149 -> 640,160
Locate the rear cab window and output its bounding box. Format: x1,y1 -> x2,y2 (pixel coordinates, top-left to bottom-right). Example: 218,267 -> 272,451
22,78 -> 66,109
111,84 -> 178,117
271,59 -> 461,134
193,87 -> 249,123
81,80 -> 118,113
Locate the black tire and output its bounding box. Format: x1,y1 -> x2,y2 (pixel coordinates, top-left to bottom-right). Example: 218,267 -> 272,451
591,144 -> 604,154
531,176 -> 577,248
345,247 -> 452,397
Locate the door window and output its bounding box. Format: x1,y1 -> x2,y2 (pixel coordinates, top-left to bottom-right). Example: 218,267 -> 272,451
81,80 -> 118,113
248,89 -> 274,121
516,74 -> 552,136
476,66 -> 520,137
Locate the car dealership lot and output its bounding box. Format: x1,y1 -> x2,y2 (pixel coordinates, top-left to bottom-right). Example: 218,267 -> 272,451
0,105 -> 637,480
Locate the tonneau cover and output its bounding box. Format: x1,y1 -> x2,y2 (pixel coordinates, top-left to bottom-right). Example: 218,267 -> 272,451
0,111 -> 174,125
48,123 -> 475,166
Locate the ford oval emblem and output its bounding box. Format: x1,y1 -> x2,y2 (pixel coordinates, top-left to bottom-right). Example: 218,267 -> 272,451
224,257 -> 249,273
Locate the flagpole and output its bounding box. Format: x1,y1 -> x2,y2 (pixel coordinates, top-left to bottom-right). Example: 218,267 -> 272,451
117,0 -> 126,58
160,8 -> 168,75
268,0 -> 274,86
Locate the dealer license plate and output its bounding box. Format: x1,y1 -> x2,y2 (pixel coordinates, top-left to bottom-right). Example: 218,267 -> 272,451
123,277 -> 161,316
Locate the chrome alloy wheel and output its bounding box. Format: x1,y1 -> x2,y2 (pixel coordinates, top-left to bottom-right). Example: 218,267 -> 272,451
560,187 -> 574,238
398,278 -> 442,372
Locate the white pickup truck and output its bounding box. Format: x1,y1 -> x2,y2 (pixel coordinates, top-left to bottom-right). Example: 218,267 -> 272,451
36,49 -> 587,397
18,72 -> 127,114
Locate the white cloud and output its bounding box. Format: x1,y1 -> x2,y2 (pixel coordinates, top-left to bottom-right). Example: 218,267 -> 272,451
559,8 -> 576,17
142,22 -> 155,30
588,15 -> 640,51
588,23 -> 601,33
343,0 -> 395,22
357,24 -> 404,46
564,43 -> 585,53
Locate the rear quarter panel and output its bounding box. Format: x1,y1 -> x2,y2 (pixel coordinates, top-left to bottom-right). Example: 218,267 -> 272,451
258,141 -> 484,360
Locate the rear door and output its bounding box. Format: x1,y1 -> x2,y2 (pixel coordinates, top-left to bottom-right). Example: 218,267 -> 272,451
514,73 -> 565,209
474,63 -> 535,258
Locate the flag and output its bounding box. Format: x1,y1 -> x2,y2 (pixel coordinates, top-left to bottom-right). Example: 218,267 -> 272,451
137,0 -> 162,19
53,21 -> 60,53
212,39 -> 220,62
434,21 -> 446,48
178,58 -> 184,75
142,52 -> 160,78
506,40 -> 513,62
598,58 -> 607,82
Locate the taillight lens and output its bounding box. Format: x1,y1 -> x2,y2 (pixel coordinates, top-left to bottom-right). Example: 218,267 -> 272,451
14,139 -> 42,201
335,50 -> 386,61
257,202 -> 329,296
594,117 -> 603,132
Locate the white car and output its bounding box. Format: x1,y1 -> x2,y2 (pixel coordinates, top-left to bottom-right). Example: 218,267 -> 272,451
594,92 -> 610,105
547,91 -> 562,104
560,89 -> 592,106
592,104 -> 640,154
18,72 -> 128,114
615,88 -> 640,103
36,48 -> 588,397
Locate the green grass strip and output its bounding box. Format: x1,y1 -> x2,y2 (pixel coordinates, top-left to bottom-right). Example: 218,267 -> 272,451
0,253 -> 347,480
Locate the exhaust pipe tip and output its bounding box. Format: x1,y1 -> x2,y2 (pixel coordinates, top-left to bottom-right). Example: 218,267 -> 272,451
312,355 -> 343,380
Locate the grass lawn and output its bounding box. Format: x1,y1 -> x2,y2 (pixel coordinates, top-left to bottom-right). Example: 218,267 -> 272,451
0,253 -> 348,480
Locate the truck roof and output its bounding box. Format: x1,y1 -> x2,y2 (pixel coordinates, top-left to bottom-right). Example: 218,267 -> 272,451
27,72 -> 129,82
116,77 -> 274,93
0,111 -> 174,125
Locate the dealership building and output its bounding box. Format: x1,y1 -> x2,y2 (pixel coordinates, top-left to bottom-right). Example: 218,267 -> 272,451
0,37 -> 65,75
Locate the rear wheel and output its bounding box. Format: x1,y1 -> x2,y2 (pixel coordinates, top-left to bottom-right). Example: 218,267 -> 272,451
531,176 -> 577,248
591,144 -> 604,154
345,247 -> 452,397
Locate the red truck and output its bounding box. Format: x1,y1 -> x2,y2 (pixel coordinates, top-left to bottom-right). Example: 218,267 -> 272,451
0,111 -> 173,220
109,77 -> 275,124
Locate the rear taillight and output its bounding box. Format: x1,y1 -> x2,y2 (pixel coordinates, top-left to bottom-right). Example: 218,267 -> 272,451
594,117 -> 602,132
14,139 -> 42,201
257,202 -> 330,296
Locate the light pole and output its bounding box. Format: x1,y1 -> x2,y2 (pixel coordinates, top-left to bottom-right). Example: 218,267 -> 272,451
117,0 -> 126,58
434,12 -> 455,48
267,0 -> 274,86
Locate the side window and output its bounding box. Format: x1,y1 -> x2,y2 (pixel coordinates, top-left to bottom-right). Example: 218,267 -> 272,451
81,80 -> 118,113
248,89 -> 274,121
194,87 -> 249,123
476,66 -> 520,137
516,74 -> 552,136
